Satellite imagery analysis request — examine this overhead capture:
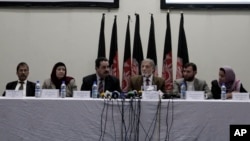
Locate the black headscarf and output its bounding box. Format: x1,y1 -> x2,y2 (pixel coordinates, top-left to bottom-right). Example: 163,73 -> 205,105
51,62 -> 73,89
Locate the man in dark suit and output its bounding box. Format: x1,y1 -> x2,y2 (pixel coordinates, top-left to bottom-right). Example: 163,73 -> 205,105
129,58 -> 166,93
81,57 -> 121,97
3,62 -> 35,97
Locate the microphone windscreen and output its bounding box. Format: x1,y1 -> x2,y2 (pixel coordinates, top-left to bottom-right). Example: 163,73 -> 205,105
112,91 -> 120,99
100,92 -> 105,98
126,90 -> 137,98
104,90 -> 112,98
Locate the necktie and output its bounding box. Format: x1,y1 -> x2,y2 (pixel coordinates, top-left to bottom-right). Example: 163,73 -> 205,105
99,79 -> 104,93
146,78 -> 150,86
19,81 -> 24,90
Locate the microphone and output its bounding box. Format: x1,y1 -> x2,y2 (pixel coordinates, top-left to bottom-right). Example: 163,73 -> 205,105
126,90 -> 138,98
137,90 -> 142,97
158,90 -> 164,99
100,92 -> 106,98
112,91 -> 120,99
104,90 -> 112,99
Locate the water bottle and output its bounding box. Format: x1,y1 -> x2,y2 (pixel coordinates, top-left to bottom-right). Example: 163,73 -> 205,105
60,81 -> 66,98
35,81 -> 41,98
180,82 -> 186,99
221,83 -> 227,100
92,81 -> 98,98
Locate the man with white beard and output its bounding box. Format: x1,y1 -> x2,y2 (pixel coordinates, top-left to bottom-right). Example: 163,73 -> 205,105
129,58 -> 166,93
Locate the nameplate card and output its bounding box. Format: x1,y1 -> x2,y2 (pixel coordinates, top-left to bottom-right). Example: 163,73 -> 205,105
5,90 -> 23,98
41,89 -> 59,98
232,93 -> 249,100
141,85 -> 157,91
73,91 -> 90,99
186,91 -> 205,100
142,91 -> 160,100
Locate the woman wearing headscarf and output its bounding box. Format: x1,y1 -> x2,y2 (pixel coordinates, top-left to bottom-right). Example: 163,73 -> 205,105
42,62 -> 77,97
211,66 -> 247,99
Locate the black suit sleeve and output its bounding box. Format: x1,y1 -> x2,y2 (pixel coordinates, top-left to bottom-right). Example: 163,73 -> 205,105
81,76 -> 94,91
114,78 -> 121,92
2,82 -> 16,96
27,82 -> 36,97
211,80 -> 221,99
104,76 -> 121,92
240,84 -> 247,92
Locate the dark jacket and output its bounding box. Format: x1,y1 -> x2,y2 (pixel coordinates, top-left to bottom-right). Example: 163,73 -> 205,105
3,81 -> 36,96
211,80 -> 247,99
80,74 -> 121,97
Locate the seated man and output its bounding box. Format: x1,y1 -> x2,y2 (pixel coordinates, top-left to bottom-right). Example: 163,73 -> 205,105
3,62 -> 35,96
129,58 -> 166,93
173,62 -> 211,98
81,57 -> 121,97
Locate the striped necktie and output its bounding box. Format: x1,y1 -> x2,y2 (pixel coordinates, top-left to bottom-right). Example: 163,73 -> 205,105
98,79 -> 104,93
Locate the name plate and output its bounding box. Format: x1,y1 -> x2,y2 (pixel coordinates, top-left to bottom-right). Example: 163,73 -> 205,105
232,93 -> 249,100
141,85 -> 157,91
142,91 -> 160,100
41,89 -> 59,98
186,91 -> 205,100
73,91 -> 90,99
5,90 -> 23,98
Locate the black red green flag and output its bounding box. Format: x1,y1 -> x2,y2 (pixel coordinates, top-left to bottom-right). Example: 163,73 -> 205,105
122,16 -> 132,92
132,13 -> 144,76
97,13 -> 106,58
176,13 -> 189,79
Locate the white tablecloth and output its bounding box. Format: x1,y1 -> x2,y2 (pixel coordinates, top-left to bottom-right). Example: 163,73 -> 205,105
0,98 -> 249,141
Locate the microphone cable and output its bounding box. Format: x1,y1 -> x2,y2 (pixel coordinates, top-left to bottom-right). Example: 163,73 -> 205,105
98,98 -> 109,141
99,98 -> 107,141
164,98 -> 174,141
111,99 -> 117,141
144,98 -> 161,141
135,98 -> 141,141
117,99 -> 130,141
126,98 -> 135,141
115,98 -> 127,141
126,98 -> 151,141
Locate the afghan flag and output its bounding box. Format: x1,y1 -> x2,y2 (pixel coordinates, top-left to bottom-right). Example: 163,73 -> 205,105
109,16 -> 120,79
176,13 -> 189,79
122,16 -> 132,92
132,13 -> 144,76
162,12 -> 173,91
97,13 -> 106,58
146,14 -> 158,76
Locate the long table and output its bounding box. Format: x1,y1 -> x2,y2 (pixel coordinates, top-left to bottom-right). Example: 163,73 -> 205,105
0,98 -> 249,141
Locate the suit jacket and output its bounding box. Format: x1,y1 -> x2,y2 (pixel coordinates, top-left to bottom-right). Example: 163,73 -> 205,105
2,81 -> 35,96
173,78 -> 212,98
129,75 -> 166,93
42,78 -> 77,97
80,74 -> 121,97
211,80 -> 247,99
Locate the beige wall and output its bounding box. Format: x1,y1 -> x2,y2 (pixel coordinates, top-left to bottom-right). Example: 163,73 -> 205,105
0,0 -> 250,93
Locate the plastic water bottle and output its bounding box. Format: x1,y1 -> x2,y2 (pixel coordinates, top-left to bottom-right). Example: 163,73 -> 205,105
60,81 -> 66,98
221,83 -> 227,100
92,81 -> 98,98
180,82 -> 186,99
35,81 -> 41,98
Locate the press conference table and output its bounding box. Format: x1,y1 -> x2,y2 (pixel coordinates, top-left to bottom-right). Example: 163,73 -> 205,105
0,97 -> 249,141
